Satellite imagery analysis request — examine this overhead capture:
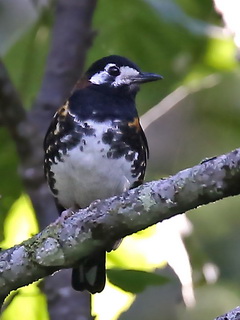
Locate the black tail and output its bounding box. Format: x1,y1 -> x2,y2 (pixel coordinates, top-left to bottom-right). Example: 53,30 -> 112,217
71,251 -> 106,294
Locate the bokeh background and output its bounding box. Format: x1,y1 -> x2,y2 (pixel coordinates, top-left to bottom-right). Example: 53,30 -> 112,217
1,0 -> 240,319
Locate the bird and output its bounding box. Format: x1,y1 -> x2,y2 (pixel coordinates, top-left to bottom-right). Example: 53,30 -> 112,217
43,55 -> 162,294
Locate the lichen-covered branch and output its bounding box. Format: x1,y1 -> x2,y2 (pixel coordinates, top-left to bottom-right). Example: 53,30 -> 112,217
1,148 -> 240,303
215,306 -> 240,320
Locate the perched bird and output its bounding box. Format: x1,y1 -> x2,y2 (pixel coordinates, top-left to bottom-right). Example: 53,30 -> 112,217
44,55 -> 162,294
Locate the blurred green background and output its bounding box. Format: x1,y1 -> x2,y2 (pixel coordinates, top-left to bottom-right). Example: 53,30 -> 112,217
1,0 -> 240,319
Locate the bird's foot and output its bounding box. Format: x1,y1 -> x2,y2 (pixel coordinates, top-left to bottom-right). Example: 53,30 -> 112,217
56,208 -> 75,224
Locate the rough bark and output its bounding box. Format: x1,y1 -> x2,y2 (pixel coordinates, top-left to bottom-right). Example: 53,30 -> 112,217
215,306 -> 240,320
1,147 -> 240,304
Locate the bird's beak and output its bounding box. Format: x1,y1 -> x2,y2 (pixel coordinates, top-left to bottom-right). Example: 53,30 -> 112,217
131,72 -> 163,84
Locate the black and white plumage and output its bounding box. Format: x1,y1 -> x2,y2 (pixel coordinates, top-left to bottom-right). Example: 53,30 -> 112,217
44,55 -> 162,293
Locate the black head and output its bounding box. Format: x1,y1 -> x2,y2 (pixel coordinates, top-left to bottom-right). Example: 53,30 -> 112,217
85,55 -> 162,92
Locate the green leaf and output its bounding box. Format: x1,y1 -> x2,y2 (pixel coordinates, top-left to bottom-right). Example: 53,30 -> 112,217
107,269 -> 170,294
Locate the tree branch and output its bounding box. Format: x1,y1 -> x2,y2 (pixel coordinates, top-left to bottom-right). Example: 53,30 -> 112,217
28,2 -> 97,317
1,147 -> 240,303
215,306 -> 240,320
31,0 -> 97,135
0,57 -> 56,229
0,59 -> 34,156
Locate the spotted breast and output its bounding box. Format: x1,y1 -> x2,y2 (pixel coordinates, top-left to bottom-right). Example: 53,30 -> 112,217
44,101 -> 147,209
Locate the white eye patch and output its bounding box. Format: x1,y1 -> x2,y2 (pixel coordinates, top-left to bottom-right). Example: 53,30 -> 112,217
89,63 -> 117,85
111,66 -> 140,87
89,64 -> 140,87
89,70 -> 109,85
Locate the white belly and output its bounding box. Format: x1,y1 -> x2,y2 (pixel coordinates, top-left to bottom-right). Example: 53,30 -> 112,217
50,122 -> 136,208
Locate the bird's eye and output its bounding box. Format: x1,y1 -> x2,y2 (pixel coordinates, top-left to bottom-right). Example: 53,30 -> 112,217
107,66 -> 120,77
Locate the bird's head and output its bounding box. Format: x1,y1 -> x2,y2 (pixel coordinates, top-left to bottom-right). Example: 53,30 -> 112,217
85,55 -> 162,94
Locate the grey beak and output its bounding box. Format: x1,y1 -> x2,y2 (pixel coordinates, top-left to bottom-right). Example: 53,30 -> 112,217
132,72 -> 163,84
